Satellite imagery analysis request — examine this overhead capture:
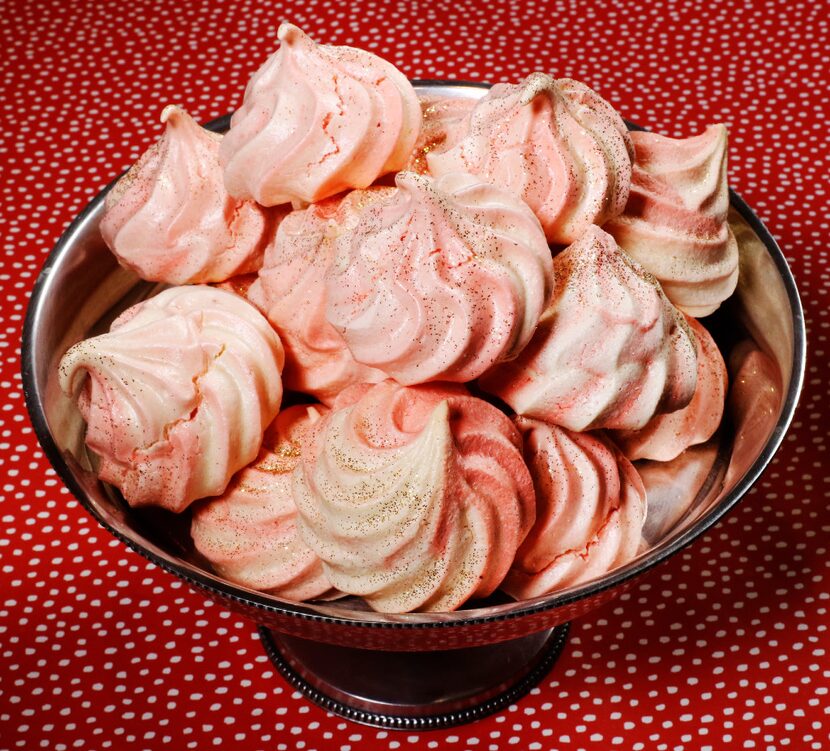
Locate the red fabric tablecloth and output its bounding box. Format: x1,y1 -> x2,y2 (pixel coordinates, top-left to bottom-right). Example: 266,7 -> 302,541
2,1 -> 827,748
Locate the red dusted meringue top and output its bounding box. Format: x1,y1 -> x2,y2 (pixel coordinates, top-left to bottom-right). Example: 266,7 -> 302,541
406,95 -> 478,175
426,73 -> 634,244
220,23 -> 421,206
190,404 -> 336,602
100,106 -> 276,284
479,226 -> 698,431
293,380 -> 536,613
604,125 -> 739,317
250,188 -> 389,404
611,316 -> 728,461
502,417 -> 646,600
325,171 -> 554,385
58,286 -> 284,513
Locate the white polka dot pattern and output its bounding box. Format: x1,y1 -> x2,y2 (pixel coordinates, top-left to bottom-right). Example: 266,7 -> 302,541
2,0 -> 827,747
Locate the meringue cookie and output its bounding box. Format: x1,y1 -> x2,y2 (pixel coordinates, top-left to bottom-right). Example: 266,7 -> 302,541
100,105 -> 277,284
479,226 -> 698,431
406,95 -> 477,175
59,286 -> 284,512
220,23 -> 421,206
251,188 -> 389,404
325,171 -> 554,385
427,73 -> 633,244
604,125 -> 739,317
190,404 -> 335,601
502,417 -> 646,600
294,380 -> 536,613
611,316 -> 728,461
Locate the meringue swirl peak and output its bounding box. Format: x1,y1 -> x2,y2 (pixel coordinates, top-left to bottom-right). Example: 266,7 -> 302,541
220,23 -> 421,206
325,170 -> 554,385
426,72 -> 634,244
100,105 -> 274,285
604,124 -> 739,317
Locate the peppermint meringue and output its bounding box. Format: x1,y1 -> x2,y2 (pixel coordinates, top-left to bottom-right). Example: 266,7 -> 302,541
611,316 -> 728,461
407,95 -> 477,175
325,171 -> 554,385
250,189 -> 388,404
100,105 -> 276,284
190,404 -> 335,601
604,125 -> 739,317
479,226 -> 698,431
426,73 -> 633,244
58,286 -> 284,512
220,23 -> 421,206
502,417 -> 646,600
294,380 -> 536,613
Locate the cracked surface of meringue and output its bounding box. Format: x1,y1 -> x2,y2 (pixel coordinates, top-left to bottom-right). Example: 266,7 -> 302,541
293,380 -> 536,613
250,188 -> 389,404
502,417 -> 647,600
100,106 -> 277,284
611,316 -> 728,462
220,23 -> 421,206
479,226 -> 698,431
426,73 -> 633,244
604,125 -> 739,317
58,286 -> 284,513
325,171 -> 554,385
190,404 -> 335,601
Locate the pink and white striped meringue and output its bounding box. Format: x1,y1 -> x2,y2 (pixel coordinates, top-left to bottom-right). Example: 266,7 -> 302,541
406,95 -> 477,175
100,106 -> 277,285
190,405 -> 335,601
479,226 -> 698,431
502,417 -> 646,600
220,23 -> 421,206
426,73 -> 634,244
325,171 -> 554,385
611,316 -> 728,461
58,286 -> 284,513
250,189 -> 388,404
604,125 -> 739,317
293,380 -> 536,613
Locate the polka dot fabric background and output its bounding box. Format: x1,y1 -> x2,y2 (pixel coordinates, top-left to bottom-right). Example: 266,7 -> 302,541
2,0 -> 828,748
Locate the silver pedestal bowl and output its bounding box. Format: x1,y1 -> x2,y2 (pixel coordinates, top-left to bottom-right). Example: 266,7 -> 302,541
22,81 -> 806,730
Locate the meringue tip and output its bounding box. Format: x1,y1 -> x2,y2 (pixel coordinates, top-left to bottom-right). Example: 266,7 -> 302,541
160,104 -> 188,125
519,72 -> 557,106
278,22 -> 310,45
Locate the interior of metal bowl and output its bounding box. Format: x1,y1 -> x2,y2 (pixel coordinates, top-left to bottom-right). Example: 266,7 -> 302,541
21,82 -> 806,630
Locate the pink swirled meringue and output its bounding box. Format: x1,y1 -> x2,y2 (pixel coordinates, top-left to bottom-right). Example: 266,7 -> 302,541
406,95 -> 477,175
426,73 -> 634,244
604,125 -> 739,317
294,380 -> 536,613
479,226 -> 698,431
250,189 -> 388,404
100,106 -> 277,284
190,405 -> 336,601
502,417 -> 646,600
325,171 -> 554,385
58,286 -> 284,513
220,23 -> 421,206
611,316 -> 728,461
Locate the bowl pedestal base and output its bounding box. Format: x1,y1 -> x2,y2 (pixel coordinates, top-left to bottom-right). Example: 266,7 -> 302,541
258,624 -> 570,730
